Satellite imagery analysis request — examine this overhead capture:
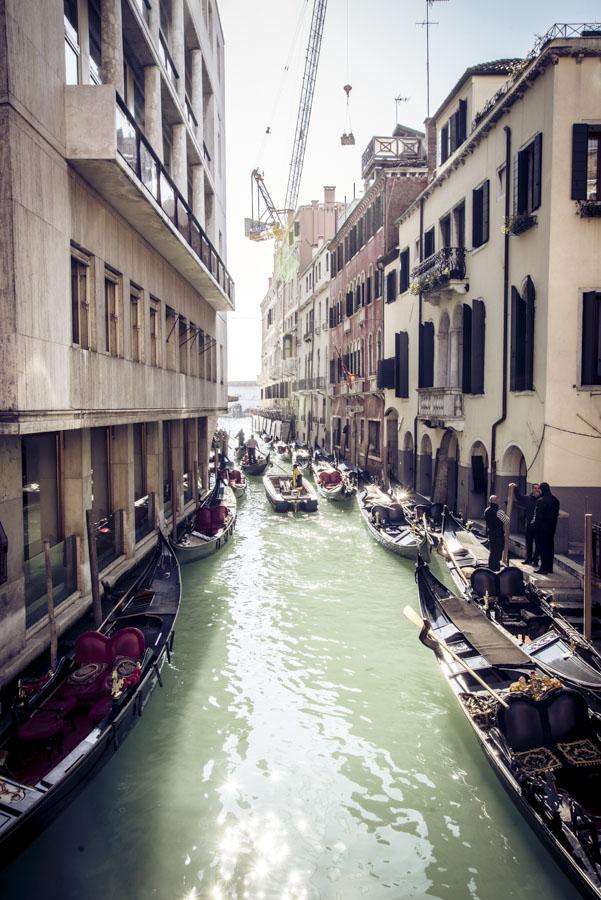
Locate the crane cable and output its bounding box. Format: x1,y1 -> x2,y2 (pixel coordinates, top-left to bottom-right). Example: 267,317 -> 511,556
342,0 -> 353,141
255,0 -> 311,167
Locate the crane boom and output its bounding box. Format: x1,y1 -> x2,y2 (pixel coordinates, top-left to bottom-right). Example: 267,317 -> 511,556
283,0 -> 328,213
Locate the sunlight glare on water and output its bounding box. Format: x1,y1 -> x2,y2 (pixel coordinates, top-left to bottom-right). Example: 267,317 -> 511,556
0,419 -> 580,899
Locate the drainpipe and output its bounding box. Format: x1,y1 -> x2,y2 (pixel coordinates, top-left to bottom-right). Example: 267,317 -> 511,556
490,126 -> 511,492
413,196 -> 425,492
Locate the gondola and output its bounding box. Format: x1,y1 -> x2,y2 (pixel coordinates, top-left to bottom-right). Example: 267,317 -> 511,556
170,481 -> 236,563
263,473 -> 318,513
240,451 -> 271,476
414,559 -> 601,899
223,466 -> 247,499
0,536 -> 181,869
292,447 -> 311,469
274,441 -> 292,462
311,459 -> 356,502
420,514 -> 601,713
358,486 -> 419,559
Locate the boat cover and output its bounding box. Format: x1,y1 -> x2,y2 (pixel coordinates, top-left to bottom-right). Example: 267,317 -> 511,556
441,596 -> 530,666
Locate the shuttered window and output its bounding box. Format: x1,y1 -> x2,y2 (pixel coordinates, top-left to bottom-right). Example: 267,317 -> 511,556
423,227 -> 435,259
581,291 -> 601,385
419,322 -> 434,388
572,124 -> 601,201
377,357 -> 395,390
386,270 -> 397,303
462,303 -> 472,393
516,134 -> 543,214
510,279 -> 535,391
366,275 -> 372,304
471,299 -> 486,394
399,248 -> 410,293
472,180 -> 490,248
440,124 -> 449,164
346,291 -> 354,317
374,269 -> 382,298
394,331 -> 409,398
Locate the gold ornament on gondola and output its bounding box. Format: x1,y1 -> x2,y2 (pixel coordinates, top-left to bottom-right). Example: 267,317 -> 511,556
509,672 -> 561,700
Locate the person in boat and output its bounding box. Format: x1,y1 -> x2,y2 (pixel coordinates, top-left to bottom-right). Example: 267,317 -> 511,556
484,494 -> 508,572
533,482 -> 560,575
235,428 -> 245,448
246,434 -> 258,464
516,483 -> 541,567
291,462 -> 303,490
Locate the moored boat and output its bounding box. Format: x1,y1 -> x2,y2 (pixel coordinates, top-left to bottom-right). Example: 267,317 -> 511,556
275,441 -> 292,461
241,452 -> 271,476
263,473 -> 318,512
413,559 -> 601,900
0,536 -> 181,868
223,467 -> 247,499
358,486 -> 419,559
171,483 -> 236,563
292,447 -> 311,469
312,460 -> 356,502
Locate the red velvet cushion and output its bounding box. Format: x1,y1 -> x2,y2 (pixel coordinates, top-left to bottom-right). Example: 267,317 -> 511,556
18,713 -> 63,742
195,507 -> 212,530
211,505 -> 227,526
110,627 -> 145,662
74,631 -> 113,666
329,471 -> 342,485
88,696 -> 113,724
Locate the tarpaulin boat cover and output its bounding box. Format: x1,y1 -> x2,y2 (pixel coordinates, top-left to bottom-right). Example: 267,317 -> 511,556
441,596 -> 530,666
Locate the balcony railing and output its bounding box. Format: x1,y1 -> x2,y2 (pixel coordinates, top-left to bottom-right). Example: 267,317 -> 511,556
417,387 -> 464,421
185,95 -> 198,130
361,135 -> 426,180
410,247 -> 467,296
116,97 -> 234,304
294,376 -> 326,392
577,200 -> 601,218
159,31 -> 179,88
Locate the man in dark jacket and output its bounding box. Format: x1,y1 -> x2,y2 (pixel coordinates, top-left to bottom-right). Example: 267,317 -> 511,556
533,482 -> 560,574
517,483 -> 541,566
484,495 -> 508,572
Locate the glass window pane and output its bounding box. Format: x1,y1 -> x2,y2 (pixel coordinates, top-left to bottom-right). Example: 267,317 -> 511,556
65,39 -> 79,85
22,434 -> 59,561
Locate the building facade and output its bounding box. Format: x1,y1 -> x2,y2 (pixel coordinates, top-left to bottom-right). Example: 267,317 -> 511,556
327,130 -> 428,475
384,26 -> 601,550
295,241 -> 331,448
0,0 -> 233,687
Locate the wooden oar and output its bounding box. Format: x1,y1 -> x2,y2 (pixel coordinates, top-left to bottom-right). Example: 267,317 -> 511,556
441,534 -> 470,586
403,605 -> 509,708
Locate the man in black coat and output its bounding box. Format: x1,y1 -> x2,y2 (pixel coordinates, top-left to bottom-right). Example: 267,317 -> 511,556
533,483 -> 560,574
517,483 -> 541,566
484,494 -> 508,572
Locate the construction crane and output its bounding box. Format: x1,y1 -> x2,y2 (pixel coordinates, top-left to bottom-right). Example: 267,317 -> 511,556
246,0 -> 328,242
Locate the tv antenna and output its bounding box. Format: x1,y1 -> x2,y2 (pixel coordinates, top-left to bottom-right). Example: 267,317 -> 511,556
416,0 -> 449,118
395,95 -> 410,124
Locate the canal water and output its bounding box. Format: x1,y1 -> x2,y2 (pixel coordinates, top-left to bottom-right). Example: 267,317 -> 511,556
0,423 -> 581,899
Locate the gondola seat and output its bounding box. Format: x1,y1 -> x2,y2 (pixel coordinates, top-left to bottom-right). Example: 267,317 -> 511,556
195,507 -> 212,532
88,695 -> 114,724
497,695 -> 547,753
329,470 -> 342,486
110,627 -> 145,664
62,632 -> 114,702
471,569 -> 499,600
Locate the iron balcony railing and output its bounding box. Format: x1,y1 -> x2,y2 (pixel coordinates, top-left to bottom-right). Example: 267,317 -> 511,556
116,97 -> 234,304
159,31 -> 179,88
411,247 -> 467,293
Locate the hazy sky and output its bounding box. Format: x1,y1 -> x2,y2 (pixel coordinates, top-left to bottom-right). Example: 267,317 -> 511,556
219,1 -> 601,382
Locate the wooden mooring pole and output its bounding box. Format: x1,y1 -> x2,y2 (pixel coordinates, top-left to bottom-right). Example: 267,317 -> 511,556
193,460 -> 200,508
503,482 -> 516,567
85,509 -> 103,627
171,468 -> 178,541
584,513 -> 593,641
43,540 -> 58,670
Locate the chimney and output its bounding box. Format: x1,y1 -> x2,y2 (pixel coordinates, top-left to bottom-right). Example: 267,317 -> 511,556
324,185 -> 336,204
425,117 -> 437,180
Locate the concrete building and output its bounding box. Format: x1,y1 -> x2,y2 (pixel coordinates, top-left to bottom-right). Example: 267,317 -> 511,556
0,0 -> 233,687
327,130 -> 428,475
296,241 -> 331,448
384,25 -> 601,551
258,188 -> 343,438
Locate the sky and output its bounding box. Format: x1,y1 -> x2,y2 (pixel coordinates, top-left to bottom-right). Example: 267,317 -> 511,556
219,0 -> 601,382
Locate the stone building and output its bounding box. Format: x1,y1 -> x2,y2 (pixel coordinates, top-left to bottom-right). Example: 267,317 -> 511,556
296,241 -> 331,448
384,26 -> 601,550
0,0 -> 233,687
327,130 -> 428,475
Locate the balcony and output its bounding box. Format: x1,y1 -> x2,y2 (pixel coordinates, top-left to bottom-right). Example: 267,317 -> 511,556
410,248 -> 468,304
65,86 -> 234,311
361,135 -> 426,181
417,387 -> 464,429
343,318 -> 352,333
303,331 -> 313,342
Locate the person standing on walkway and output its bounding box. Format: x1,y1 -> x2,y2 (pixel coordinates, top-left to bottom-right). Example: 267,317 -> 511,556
485,495 -> 508,572
518,483 -> 542,567
245,434 -> 258,465
534,482 -> 560,574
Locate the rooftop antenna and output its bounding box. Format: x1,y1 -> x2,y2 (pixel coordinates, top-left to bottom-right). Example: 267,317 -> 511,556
416,0 -> 449,118
395,94 -> 410,125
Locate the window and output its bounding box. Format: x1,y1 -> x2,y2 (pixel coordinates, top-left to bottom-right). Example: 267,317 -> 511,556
440,123 -> 449,164
367,420 -> 381,456
399,248 -> 410,294
453,202 -> 465,249
374,269 -> 382,299
377,357 -> 395,389
104,269 -> 122,357
450,99 -> 467,154
198,328 -> 205,378
22,433 -> 61,561
472,180 -> 490,248
64,0 -> 79,84
440,214 -> 451,249
179,317 -> 188,374
395,331 -> 409,398
165,306 -> 177,370
366,273 -> 373,304
130,286 -> 143,363
462,300 -> 486,394
376,329 -> 382,368
423,227 -> 435,259
419,322 -> 434,388
516,134 -> 543,215
510,278 -> 535,391
71,247 -> 91,348
163,421 -> 172,517
581,291 -> 601,385
386,270 -> 397,303
367,334 -> 373,375
88,0 -> 101,84
572,124 -> 601,201
90,427 -> 111,524
149,300 -> 160,367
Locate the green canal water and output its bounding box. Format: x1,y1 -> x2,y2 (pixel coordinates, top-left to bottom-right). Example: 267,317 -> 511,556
0,431 -> 581,899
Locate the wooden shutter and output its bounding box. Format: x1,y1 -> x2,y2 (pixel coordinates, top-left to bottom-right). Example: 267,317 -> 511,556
395,331 -> 409,398
572,124 -> 589,200
449,113 -> 457,153
377,357 -> 395,390
517,149 -> 529,214
458,99 -> 467,144
329,358 -> 335,384
423,322 -> 434,388
399,248 -> 409,293
532,133 -> 543,211
462,303 -> 472,393
472,186 -> 483,248
482,180 -> 489,243
440,124 -> 449,163
581,292 -> 601,384
524,278 -> 535,390
367,275 -> 372,304
471,299 -> 486,394
510,286 -> 520,391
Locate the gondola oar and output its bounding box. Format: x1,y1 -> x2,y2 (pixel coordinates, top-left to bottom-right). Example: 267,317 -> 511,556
403,605 -> 509,708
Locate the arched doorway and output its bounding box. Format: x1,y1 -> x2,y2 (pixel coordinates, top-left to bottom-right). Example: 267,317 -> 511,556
385,408 -> 399,481
499,444 -> 527,531
418,433 -> 433,497
467,441 -> 489,519
402,431 -> 414,488
433,429 -> 460,512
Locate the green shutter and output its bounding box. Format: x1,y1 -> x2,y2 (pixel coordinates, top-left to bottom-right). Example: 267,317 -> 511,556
571,124 -> 589,200
532,133 -> 543,211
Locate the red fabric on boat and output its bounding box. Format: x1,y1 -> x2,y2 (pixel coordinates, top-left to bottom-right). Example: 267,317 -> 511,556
18,713 -> 64,743
110,627 -> 145,662
329,471 -> 342,485
319,471 -> 330,485
88,696 -> 113,724
211,505 -> 227,527
74,631 -> 113,666
195,507 -> 212,531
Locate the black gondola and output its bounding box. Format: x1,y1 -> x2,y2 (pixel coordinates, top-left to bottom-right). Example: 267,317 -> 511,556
0,535 -> 181,869
414,559 -> 601,900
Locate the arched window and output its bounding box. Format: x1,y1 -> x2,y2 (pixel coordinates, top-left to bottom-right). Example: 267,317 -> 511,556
376,329 -> 382,367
